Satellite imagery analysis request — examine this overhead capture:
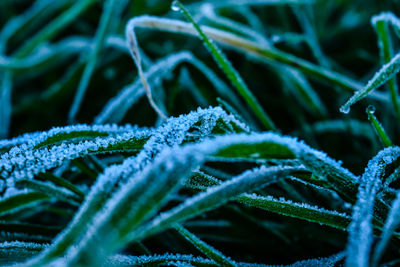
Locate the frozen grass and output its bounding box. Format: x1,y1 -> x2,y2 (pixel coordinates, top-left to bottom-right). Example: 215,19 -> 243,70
1,0 -> 400,266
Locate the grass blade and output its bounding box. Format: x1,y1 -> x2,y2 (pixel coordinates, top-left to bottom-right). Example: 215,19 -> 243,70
172,0 -> 276,130
346,147 -> 400,267
372,189 -> 400,267
0,191 -> 50,218
14,0 -> 97,58
68,0 -> 118,122
366,105 -> 393,147
174,224 -> 236,266
340,52 -> 400,114
372,13 -> 400,121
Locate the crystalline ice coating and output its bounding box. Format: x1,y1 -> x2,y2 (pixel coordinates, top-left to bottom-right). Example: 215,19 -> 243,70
26,107 -> 245,266
0,124 -> 152,184
345,146 -> 400,267
289,252 -> 345,267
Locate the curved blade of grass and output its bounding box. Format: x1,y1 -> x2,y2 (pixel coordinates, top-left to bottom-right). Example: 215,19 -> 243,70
95,52 -> 251,125
0,0 -> 74,55
68,0 -> 118,122
127,165 -> 300,246
372,189 -> 400,267
0,221 -> 61,239
340,52 -> 400,114
126,16 -> 373,95
0,128 -> 151,181
281,67 -> 328,117
125,15 -> 167,121
346,147 -> 400,267
171,0 -> 276,130
383,165 -> 400,189
198,5 -> 327,118
174,224 -> 236,266
25,107 -> 244,266
372,13 -> 400,121
64,133 -> 302,265
64,141 -> 210,266
37,172 -> 84,198
0,191 -> 50,218
0,38 -> 88,71
189,170 -> 351,230
366,105 -> 393,147
14,0 -> 97,58
238,193 -> 350,230
198,3 -> 270,47
15,179 -> 81,206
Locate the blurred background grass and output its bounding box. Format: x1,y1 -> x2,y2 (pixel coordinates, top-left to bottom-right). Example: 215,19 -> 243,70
1,1 -> 400,263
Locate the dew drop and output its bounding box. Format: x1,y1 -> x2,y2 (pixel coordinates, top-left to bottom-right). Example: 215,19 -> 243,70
366,105 -> 376,114
171,0 -> 179,11
340,105 -> 350,114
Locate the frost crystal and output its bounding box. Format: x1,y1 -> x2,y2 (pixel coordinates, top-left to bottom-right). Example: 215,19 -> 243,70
346,146 -> 400,267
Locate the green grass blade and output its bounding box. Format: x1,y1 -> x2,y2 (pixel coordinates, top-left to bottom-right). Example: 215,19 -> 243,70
372,189 -> 400,267
346,147 -> 400,267
372,13 -> 400,121
189,171 -> 351,230
340,52 -> 400,114
174,224 -> 236,266
238,193 -> 350,230
173,0 -> 276,130
0,192 -> 50,218
34,130 -> 110,149
128,16 -> 368,94
68,0 -> 118,122
15,179 -> 82,206
366,105 -> 393,147
38,171 -> 84,198
127,165 -> 300,244
14,0 -> 97,58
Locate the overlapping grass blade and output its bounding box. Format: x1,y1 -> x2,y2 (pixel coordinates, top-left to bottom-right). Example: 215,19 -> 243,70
346,147 -> 400,267
170,1 -> 276,130
0,192 -> 50,218
68,0 -> 119,122
188,170 -> 351,230
26,107 -> 245,266
372,189 -> 400,266
95,52 -> 250,125
125,16 -> 369,94
14,0 -> 97,58
372,13 -> 400,120
174,224 -> 236,266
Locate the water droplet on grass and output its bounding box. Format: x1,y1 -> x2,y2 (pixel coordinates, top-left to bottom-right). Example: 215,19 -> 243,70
340,105 -> 350,114
366,105 -> 376,114
171,1 -> 179,11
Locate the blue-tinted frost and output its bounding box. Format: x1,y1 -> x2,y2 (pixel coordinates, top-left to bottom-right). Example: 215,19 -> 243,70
372,189 -> 400,266
346,146 -> 400,267
0,124 -> 150,182
27,107 -> 245,266
288,252 -> 344,267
